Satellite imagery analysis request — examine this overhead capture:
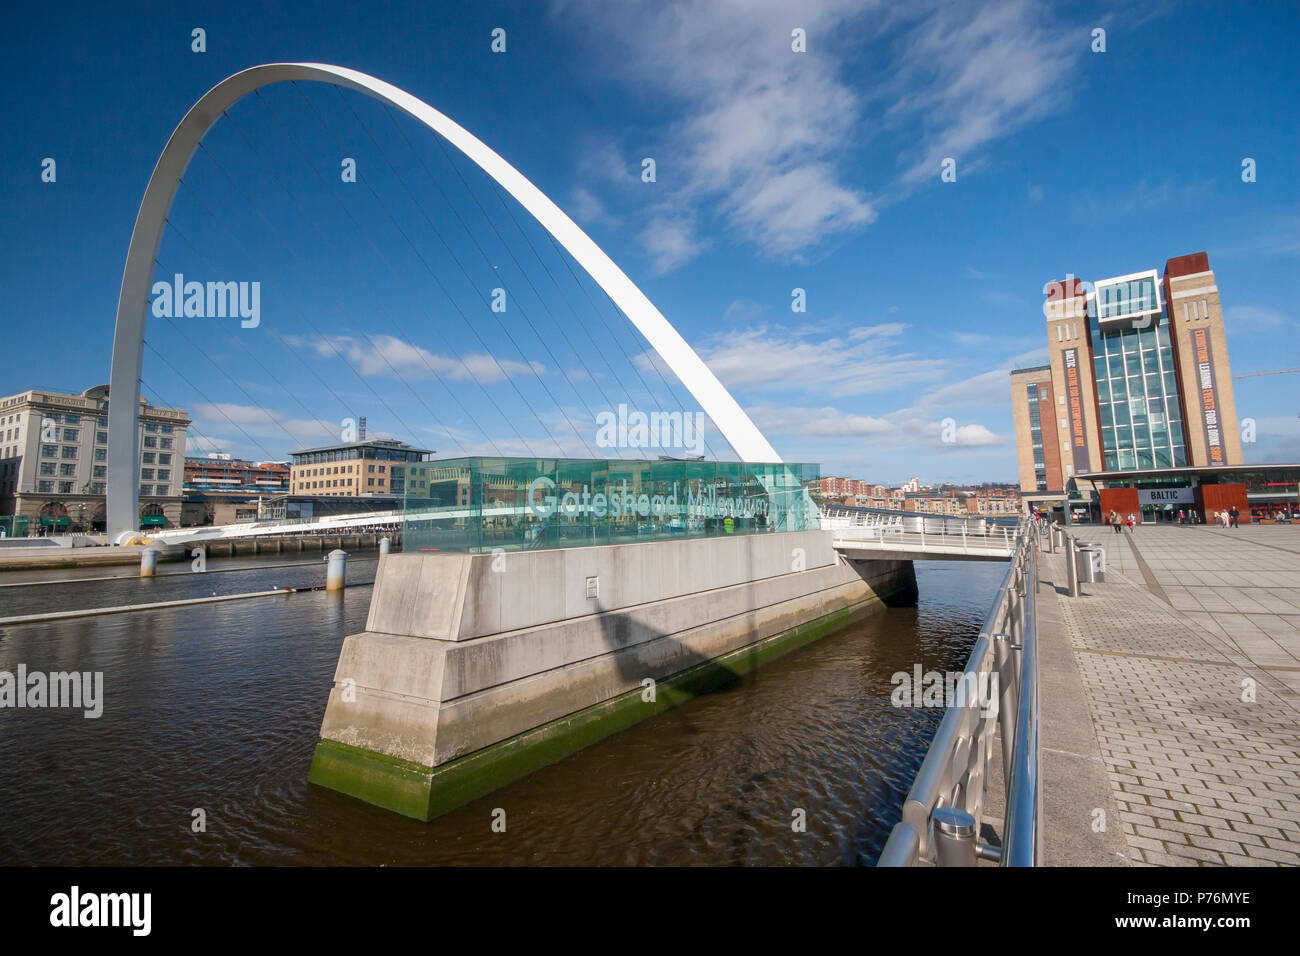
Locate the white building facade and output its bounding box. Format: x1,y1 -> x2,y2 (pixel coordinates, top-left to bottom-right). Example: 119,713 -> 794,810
0,385 -> 190,532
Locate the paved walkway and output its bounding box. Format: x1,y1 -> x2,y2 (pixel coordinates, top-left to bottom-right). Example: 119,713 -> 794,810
1042,524 -> 1300,866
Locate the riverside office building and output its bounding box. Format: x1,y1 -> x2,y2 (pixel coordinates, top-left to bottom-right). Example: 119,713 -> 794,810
1009,252 -> 1295,524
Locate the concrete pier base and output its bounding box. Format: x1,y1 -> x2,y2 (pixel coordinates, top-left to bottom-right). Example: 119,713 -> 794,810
309,531 -> 915,820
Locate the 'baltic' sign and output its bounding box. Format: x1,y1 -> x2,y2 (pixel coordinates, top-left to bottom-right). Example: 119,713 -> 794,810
1138,487 -> 1195,506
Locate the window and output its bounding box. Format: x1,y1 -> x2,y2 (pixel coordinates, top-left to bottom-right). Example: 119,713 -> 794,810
161,424 -> 173,434
143,436 -> 157,448
38,480 -> 53,493
41,444 -> 57,458
90,482 -> 105,494
62,428 -> 78,442
139,485 -> 153,497
39,461 -> 56,476
94,448 -> 106,462
158,453 -> 171,465
93,465 -> 106,478
144,423 -> 158,433
58,481 -> 73,494
141,468 -> 155,480
65,414 -> 80,425
59,463 -> 76,477
157,469 -> 170,481
96,431 -> 108,444
61,446 -> 77,459
160,438 -> 173,449
142,452 -> 156,464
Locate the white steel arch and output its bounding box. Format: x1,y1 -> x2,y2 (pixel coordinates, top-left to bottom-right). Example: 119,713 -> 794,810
107,63 -> 779,541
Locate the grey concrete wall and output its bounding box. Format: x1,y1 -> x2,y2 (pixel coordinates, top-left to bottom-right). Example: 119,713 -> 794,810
366,530 -> 839,641
321,531 -> 911,769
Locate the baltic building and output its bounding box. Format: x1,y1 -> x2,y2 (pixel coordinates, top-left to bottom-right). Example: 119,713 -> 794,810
1009,252 -> 1295,523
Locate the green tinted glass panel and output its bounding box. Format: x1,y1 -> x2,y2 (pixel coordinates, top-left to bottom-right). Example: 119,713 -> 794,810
400,457 -> 821,554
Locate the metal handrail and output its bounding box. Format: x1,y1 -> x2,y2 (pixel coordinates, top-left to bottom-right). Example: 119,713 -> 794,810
876,516 -> 1039,866
1002,540 -> 1040,865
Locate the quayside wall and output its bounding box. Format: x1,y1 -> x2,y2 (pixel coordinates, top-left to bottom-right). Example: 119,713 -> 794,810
309,529 -> 916,820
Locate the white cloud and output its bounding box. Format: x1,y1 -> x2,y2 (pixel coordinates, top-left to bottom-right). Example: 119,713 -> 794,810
569,185 -> 618,227
290,334 -> 546,383
848,322 -> 907,340
557,0 -> 876,267
952,423 -> 1002,446
642,212 -> 708,275
885,0 -> 1081,186
747,403 -> 893,437
678,324 -> 948,396
185,434 -> 235,456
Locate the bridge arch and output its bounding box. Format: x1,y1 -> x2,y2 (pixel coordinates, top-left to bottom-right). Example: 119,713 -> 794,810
108,63 -> 778,541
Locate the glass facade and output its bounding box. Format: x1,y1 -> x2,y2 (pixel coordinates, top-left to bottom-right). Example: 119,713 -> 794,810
1091,315 -> 1186,471
1025,383 -> 1048,491
1095,275 -> 1159,321
400,457 -> 820,554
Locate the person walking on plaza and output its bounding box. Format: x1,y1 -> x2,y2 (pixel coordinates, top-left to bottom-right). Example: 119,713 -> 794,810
1127,513 -> 1136,531
1229,505 -> 1240,528
1109,509 -> 1122,534
1178,509 -> 1186,526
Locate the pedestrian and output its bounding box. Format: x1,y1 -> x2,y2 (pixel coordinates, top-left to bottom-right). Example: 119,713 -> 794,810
1109,509 -> 1121,534
1177,509 -> 1186,526
1229,505 -> 1240,528
1127,513 -> 1136,530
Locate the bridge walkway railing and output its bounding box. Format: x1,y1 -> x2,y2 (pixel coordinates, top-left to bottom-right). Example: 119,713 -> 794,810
822,506 -> 1020,556
876,516 -> 1040,866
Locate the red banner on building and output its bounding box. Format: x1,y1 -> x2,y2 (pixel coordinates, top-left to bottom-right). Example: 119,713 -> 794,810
1061,347 -> 1091,474
1191,328 -> 1225,465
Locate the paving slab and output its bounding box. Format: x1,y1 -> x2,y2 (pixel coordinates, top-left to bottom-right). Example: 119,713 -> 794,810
1043,525 -> 1300,866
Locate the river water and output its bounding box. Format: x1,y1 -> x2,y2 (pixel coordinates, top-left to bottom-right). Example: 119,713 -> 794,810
0,553 -> 1005,866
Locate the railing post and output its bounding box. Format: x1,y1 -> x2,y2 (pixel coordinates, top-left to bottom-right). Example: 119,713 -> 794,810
933,807 -> 978,867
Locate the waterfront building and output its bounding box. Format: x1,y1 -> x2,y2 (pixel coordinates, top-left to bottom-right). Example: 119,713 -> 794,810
181,456 -> 291,526
288,438 -> 434,497
1011,252 -> 1253,522
184,456 -> 289,497
0,385 -> 189,531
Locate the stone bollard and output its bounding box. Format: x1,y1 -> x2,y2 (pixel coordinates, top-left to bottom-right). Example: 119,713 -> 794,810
140,548 -> 159,577
1066,537 -> 1079,598
379,536 -> 390,556
325,549 -> 348,592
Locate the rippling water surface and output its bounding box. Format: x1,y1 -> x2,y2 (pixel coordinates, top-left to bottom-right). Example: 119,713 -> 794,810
0,555 -> 1004,866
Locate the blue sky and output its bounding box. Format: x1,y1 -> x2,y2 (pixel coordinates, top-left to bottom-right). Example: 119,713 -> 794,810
2,0 -> 1297,484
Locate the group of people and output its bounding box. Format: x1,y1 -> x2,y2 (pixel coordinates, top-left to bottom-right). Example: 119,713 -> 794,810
1107,510 -> 1137,533
1213,507 -> 1242,528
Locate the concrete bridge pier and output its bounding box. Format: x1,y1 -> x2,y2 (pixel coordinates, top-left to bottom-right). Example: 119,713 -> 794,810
309,531 -> 916,822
